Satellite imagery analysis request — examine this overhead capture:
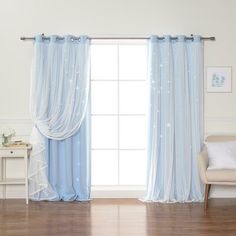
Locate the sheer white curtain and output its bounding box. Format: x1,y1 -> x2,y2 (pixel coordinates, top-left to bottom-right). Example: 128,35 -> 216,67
29,35 -> 90,200
144,35 -> 204,202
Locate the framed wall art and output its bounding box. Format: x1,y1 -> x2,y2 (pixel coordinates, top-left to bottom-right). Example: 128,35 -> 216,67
206,66 -> 232,93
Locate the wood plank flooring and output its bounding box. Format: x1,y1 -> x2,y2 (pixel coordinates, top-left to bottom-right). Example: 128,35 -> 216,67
0,199 -> 236,236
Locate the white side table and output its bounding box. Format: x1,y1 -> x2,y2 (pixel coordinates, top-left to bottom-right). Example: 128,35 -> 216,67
0,145 -> 32,204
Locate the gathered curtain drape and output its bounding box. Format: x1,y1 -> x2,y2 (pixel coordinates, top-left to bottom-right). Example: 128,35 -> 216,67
144,35 -> 204,202
29,35 -> 90,200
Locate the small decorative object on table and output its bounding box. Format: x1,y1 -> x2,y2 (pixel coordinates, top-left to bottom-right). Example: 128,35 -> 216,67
0,127 -> 16,147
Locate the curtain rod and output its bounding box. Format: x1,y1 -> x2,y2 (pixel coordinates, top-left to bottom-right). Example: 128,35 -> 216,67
20,35 -> 216,41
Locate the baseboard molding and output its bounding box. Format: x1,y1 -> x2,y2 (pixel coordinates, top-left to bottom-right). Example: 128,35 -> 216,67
1,186 -> 236,199
0,185 -> 25,199
210,186 -> 236,198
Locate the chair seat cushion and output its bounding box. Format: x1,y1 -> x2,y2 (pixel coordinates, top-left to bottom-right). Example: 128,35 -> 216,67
206,169 -> 236,182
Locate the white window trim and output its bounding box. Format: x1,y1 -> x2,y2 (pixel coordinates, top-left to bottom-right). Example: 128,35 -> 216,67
91,185 -> 145,198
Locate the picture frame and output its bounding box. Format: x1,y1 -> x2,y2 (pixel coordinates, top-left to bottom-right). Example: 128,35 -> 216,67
206,66 -> 232,93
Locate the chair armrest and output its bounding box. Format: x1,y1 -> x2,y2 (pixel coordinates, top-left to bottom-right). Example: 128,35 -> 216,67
198,149 -> 209,184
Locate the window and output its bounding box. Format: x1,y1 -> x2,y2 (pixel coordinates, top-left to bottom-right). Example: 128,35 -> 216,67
91,40 -> 147,188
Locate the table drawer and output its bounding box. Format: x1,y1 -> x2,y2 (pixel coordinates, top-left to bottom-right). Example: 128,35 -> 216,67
0,149 -> 26,157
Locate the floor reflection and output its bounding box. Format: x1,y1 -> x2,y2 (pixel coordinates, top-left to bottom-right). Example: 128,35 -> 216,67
91,199 -> 146,236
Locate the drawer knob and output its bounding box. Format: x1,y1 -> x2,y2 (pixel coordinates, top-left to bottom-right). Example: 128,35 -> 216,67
10,151 -> 13,154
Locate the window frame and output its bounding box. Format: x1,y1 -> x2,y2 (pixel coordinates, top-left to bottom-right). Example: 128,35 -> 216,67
90,39 -> 147,197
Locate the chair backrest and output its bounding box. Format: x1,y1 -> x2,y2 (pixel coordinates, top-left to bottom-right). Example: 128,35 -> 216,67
206,135 -> 236,142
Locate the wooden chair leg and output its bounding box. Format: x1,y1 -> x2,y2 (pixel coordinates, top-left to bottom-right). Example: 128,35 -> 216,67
204,184 -> 211,210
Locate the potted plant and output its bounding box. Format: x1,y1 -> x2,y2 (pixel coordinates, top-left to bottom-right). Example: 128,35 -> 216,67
1,127 -> 15,147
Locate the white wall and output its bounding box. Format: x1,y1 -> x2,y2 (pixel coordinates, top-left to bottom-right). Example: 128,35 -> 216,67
1,0 -> 236,198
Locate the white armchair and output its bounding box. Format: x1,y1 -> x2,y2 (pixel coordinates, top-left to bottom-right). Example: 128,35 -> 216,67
198,136 -> 236,209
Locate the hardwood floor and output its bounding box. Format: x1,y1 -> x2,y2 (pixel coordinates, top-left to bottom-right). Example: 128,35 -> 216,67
0,199 -> 236,236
